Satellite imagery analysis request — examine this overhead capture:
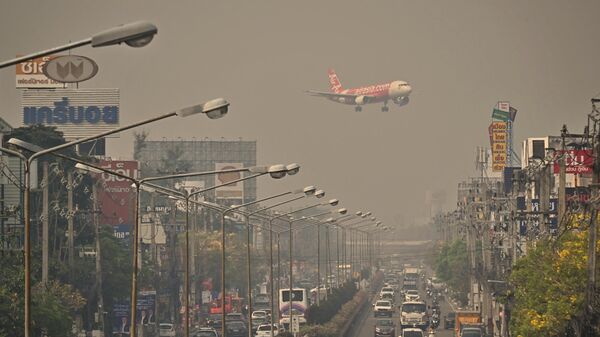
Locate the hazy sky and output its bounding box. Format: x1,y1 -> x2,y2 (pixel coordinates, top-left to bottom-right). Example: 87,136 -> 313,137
2,1 -> 600,228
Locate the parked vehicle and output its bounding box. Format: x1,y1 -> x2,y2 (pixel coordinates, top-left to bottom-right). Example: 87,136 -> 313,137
373,300 -> 394,317
159,323 -> 176,337
374,318 -> 396,337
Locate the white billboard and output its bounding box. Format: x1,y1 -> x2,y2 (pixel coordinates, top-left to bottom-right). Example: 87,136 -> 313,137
214,163 -> 244,199
21,88 -> 119,140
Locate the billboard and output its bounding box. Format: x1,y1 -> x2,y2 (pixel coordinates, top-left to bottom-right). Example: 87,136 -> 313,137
98,160 -> 138,225
16,55 -> 63,88
214,163 -> 244,199
21,88 -> 119,140
112,291 -> 156,334
490,121 -> 508,172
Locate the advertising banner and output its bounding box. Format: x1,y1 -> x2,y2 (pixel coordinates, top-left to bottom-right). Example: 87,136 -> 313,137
552,149 -> 593,174
112,291 -> 156,335
491,121 -> 508,172
98,160 -> 138,225
21,88 -> 119,140
16,55 -> 63,88
215,163 -> 244,199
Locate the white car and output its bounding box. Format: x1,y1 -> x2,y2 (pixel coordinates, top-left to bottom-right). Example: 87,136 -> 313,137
255,323 -> 284,337
404,290 -> 420,302
159,323 -> 176,337
373,300 -> 393,317
251,310 -> 269,320
402,328 -> 424,337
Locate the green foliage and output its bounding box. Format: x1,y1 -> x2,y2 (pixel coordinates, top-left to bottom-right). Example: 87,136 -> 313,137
305,281 -> 357,324
302,289 -> 366,337
433,240 -> 469,305
509,225 -> 588,336
0,253 -> 85,337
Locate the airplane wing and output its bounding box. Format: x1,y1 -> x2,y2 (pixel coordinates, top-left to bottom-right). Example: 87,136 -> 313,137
305,90 -> 375,101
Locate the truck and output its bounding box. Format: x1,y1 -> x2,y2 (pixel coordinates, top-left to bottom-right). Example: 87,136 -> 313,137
454,311 -> 482,337
400,301 -> 428,330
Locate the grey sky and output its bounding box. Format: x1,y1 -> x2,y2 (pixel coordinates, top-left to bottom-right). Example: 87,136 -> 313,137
2,1 -> 600,227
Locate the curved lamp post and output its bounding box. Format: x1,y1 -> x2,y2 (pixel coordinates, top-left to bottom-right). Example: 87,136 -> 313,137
0,21 -> 158,69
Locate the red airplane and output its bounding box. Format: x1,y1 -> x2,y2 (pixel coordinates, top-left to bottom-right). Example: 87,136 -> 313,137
306,69 -> 412,112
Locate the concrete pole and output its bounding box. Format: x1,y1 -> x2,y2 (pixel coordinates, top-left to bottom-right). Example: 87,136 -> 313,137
68,171 -> 74,276
93,183 -> 104,333
42,162 -> 48,284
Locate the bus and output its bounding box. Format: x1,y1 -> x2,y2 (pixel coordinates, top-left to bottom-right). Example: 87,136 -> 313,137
279,288 -> 308,330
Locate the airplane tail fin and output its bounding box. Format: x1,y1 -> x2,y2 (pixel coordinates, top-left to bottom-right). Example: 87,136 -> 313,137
328,69 -> 343,93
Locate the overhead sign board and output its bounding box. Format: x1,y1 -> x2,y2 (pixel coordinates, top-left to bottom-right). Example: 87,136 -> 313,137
21,88 -> 119,140
215,163 -> 244,199
491,121 -> 508,172
43,55 -> 98,83
16,55 -> 63,88
98,160 -> 138,226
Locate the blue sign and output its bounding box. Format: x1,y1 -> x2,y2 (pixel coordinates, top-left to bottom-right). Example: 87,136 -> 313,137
23,97 -> 118,125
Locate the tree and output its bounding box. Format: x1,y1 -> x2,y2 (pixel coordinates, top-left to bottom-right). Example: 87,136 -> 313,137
509,214 -> 590,336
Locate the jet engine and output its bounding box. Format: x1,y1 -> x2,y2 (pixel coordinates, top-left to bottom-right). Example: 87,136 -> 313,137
394,96 -> 409,106
355,95 -> 368,105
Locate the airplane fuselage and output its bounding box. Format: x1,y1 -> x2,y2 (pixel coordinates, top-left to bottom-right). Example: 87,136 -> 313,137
328,80 -> 411,105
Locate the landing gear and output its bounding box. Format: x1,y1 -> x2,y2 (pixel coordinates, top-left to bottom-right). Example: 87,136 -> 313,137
381,101 -> 389,112
355,106 -> 362,112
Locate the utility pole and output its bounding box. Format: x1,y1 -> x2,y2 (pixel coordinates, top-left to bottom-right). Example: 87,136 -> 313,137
586,99 -> 600,330
558,126 -> 567,222
68,171 -> 74,275
42,162 -> 48,284
93,183 -> 104,333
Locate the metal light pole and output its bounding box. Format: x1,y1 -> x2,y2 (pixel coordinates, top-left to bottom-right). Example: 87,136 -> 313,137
143,165 -> 295,337
5,99 -> 228,337
0,21 -> 157,69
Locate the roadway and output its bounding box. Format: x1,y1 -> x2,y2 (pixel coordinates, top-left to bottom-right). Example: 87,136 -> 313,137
349,242 -> 457,337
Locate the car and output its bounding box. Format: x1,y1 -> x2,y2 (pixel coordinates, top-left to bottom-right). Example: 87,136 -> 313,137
374,318 -> 396,337
373,300 -> 393,317
195,327 -> 219,337
401,328 -> 424,337
251,310 -> 269,320
225,320 -> 248,337
404,289 -> 420,302
444,312 -> 456,329
159,323 -> 176,337
379,292 -> 395,304
255,323 -> 284,337
251,317 -> 269,334
226,313 -> 246,322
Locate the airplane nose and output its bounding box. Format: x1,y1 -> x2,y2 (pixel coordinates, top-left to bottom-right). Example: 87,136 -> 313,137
406,85 -> 412,94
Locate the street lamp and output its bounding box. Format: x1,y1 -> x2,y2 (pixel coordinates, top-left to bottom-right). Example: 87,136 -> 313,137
269,201 -> 342,336
7,136 -> 261,337
0,21 -> 158,69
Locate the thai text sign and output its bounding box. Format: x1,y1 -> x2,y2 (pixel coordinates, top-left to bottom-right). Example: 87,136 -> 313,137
98,160 -> 138,225
21,88 -> 119,140
553,149 -> 593,174
490,121 -> 508,172
16,55 -> 63,88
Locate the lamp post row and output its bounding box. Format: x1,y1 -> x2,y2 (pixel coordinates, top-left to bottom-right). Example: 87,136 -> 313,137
0,20 -> 388,337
